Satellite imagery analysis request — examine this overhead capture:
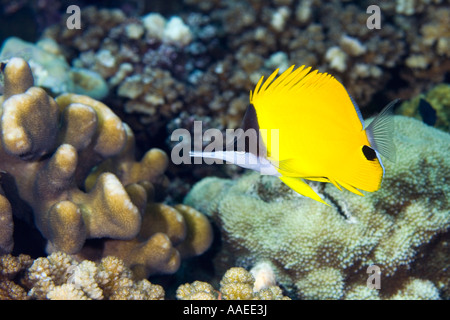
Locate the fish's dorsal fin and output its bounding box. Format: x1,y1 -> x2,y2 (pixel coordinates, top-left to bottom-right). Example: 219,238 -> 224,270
250,65 -> 317,103
366,99 -> 399,162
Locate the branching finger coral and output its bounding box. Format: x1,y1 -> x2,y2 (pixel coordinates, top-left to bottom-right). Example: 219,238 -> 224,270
101,203 -> 213,279
0,58 -> 213,277
0,59 -> 140,253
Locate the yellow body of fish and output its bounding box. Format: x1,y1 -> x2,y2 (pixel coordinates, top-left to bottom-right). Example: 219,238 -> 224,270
249,65 -> 396,205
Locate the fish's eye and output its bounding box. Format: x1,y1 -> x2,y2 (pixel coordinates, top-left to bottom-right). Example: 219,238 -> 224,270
362,145 -> 377,161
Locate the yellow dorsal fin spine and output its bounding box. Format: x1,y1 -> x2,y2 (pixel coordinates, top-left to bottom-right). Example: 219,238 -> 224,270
297,70 -> 321,89
250,75 -> 265,102
252,66 -> 339,104
275,66 -> 310,95
252,65 -> 320,101
284,66 -> 312,93
270,65 -> 296,90
258,68 -> 279,95
266,65 -> 298,93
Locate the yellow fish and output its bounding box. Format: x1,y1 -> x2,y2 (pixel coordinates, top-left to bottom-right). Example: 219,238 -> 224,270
192,65 -> 396,205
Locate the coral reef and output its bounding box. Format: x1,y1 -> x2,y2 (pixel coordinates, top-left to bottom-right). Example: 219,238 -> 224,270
0,58 -> 212,278
42,6 -> 219,138
20,2 -> 447,203
99,203 -> 213,279
1,0 -> 448,302
0,253 -> 33,299
0,188 -> 14,254
0,252 -> 164,300
176,266 -> 290,300
184,116 -> 450,300
0,37 -> 108,99
1,253 -> 288,300
38,1 -> 450,149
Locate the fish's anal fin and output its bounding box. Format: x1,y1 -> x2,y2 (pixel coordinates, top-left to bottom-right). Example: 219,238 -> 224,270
279,176 -> 330,206
328,178 -> 343,191
366,99 -> 400,162
278,160 -> 344,193
336,180 -> 364,196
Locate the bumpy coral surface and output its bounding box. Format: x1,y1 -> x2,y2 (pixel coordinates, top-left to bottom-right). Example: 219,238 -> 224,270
0,37 -> 108,99
185,116 -> 449,300
0,58 -> 212,277
0,188 -> 13,255
0,252 -> 164,300
0,253 -> 33,299
176,266 -> 290,300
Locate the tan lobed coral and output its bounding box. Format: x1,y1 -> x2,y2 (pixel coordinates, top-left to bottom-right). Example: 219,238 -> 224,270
184,116 -> 449,300
0,58 -> 213,277
99,203 -> 213,279
0,252 -> 164,300
176,266 -> 290,300
0,187 -> 14,255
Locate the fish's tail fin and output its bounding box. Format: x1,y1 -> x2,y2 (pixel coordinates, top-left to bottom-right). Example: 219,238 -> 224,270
366,99 -> 400,162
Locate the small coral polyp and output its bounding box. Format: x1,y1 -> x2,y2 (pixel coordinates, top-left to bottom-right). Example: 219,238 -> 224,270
0,58 -> 212,277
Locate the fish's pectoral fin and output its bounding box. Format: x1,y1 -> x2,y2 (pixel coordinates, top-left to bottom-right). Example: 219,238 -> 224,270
279,176 -> 330,206
366,99 -> 399,162
276,158 -> 303,177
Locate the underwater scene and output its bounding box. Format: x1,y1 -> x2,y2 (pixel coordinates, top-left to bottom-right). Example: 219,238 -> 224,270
0,0 -> 448,301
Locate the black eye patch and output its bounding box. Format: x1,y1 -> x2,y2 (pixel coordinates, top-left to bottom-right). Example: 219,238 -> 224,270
362,145 -> 377,161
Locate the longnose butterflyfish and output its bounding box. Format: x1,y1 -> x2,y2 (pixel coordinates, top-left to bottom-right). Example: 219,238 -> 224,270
190,65 -> 397,205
